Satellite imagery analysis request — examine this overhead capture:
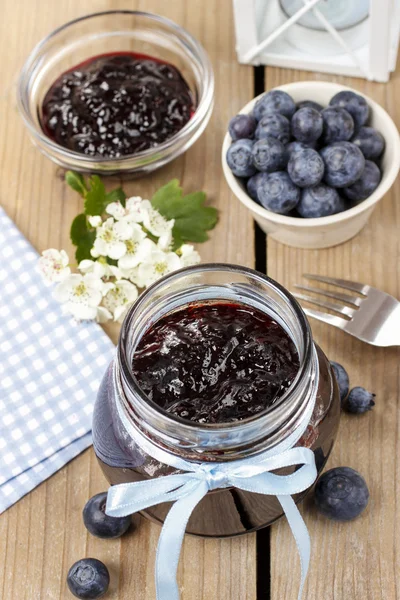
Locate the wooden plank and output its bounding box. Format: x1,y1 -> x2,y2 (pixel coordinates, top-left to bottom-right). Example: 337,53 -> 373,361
0,1 -> 256,599
264,67 -> 400,600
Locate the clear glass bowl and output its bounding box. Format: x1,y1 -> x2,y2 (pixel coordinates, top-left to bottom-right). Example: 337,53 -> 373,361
17,10 -> 214,175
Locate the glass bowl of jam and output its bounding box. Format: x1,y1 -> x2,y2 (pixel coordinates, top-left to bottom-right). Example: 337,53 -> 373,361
93,264 -> 341,537
17,11 -> 214,175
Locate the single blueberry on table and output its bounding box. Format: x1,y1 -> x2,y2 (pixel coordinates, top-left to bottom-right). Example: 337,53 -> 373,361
67,558 -> 110,599
251,136 -> 286,172
286,141 -> 317,158
343,160 -> 381,202
296,99 -> 323,112
330,361 -> 350,404
320,142 -> 365,188
255,113 -> 291,144
83,492 -> 131,539
314,467 -> 369,521
253,89 -> 296,121
226,139 -> 256,177
344,386 -> 375,414
330,90 -> 370,129
321,106 -> 354,144
228,114 -> 257,140
291,107 -> 323,143
287,147 -> 324,188
351,126 -> 385,160
297,184 -> 346,218
257,171 -> 300,215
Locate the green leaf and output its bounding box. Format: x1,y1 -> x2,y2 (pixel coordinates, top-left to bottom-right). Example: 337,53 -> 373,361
70,213 -> 96,262
151,179 -> 182,218
65,171 -> 88,197
84,175 -> 107,216
105,187 -> 126,207
151,180 -> 218,246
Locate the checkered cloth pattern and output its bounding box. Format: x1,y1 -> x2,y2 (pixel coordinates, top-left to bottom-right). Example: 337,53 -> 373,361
0,207 -> 115,513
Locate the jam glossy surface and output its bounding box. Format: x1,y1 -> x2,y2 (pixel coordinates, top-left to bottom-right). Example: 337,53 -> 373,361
41,52 -> 194,158
132,302 -> 299,424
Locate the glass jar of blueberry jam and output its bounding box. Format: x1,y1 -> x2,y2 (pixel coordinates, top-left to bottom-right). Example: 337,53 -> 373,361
93,264 -> 340,537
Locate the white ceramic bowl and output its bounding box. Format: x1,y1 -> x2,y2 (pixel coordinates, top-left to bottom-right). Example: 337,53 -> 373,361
222,81 -> 400,249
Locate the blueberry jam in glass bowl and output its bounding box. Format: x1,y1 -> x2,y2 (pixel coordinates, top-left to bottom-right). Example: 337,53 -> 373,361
18,11 -> 214,175
41,52 -> 194,159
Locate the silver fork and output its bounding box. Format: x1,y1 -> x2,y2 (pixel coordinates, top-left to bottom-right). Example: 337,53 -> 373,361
293,275 -> 400,347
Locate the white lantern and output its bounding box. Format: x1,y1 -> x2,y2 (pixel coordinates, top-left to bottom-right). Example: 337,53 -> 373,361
233,0 -> 400,82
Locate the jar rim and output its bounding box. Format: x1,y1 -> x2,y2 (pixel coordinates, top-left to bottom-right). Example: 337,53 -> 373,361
118,263 -> 314,437
17,10 -> 214,169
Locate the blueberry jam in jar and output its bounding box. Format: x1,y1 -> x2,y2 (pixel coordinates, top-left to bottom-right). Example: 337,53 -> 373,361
132,302 -> 299,424
93,265 -> 341,537
41,52 -> 194,158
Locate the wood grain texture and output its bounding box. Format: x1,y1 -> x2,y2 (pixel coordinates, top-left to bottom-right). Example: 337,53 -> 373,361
0,1 -> 256,599
264,67 -> 400,600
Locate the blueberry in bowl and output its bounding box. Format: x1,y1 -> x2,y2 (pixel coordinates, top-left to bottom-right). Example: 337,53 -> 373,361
229,114 -> 257,141
351,126 -> 385,160
330,90 -> 370,129
297,184 -> 346,218
320,142 -> 365,188
253,89 -> 296,121
321,106 -> 354,145
343,160 -> 381,202
251,137 -> 286,173
227,139 -> 256,177
291,107 -> 323,143
287,147 -> 324,188
222,81 -> 400,249
257,171 -> 300,215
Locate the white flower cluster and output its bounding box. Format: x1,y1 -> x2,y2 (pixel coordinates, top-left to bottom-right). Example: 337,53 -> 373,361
38,196 -> 200,323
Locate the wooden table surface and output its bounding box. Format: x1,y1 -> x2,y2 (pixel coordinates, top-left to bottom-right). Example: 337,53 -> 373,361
1,1 -> 399,599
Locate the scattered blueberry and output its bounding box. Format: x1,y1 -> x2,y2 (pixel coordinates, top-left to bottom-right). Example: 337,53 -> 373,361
251,136 -> 286,172
226,139 -> 256,177
257,171 -> 300,214
296,100 -> 323,112
330,90 -> 370,129
67,558 -> 110,599
291,107 -> 323,143
297,184 -> 346,218
228,114 -> 257,140
253,90 -> 296,121
286,141 -> 317,157
314,467 -> 369,521
330,361 -> 350,404
351,126 -> 385,160
344,387 -> 375,414
83,492 -> 131,539
255,113 -> 291,144
343,160 -> 381,202
287,147 -> 324,188
321,107 -> 354,144
321,142 -> 365,187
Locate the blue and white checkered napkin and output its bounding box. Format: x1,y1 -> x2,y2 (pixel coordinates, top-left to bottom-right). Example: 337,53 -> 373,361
0,207 -> 115,513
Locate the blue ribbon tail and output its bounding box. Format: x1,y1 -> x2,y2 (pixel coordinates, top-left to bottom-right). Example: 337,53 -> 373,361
155,480 -> 209,600
277,494 -> 310,600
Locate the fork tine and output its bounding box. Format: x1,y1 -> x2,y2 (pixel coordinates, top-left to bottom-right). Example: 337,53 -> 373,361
301,307 -> 349,330
294,284 -> 362,307
293,292 -> 355,318
304,274 -> 369,295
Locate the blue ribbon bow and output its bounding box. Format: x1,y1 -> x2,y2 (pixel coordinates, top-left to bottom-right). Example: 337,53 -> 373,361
106,385 -> 318,600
